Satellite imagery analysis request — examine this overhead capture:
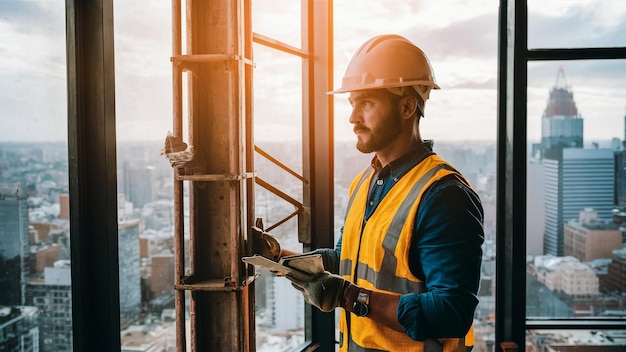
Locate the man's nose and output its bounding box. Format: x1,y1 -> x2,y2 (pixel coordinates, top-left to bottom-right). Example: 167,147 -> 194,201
348,108 -> 360,124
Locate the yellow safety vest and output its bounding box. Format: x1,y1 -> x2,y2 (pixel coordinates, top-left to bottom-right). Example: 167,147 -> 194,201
339,154 -> 473,352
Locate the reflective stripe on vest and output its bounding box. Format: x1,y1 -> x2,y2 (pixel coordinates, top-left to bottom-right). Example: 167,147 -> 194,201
346,336 -> 461,352
340,258 -> 427,294
345,166 -> 375,219
340,162 -> 455,293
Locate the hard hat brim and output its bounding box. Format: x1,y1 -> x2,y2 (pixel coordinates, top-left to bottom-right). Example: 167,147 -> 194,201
327,81 -> 440,95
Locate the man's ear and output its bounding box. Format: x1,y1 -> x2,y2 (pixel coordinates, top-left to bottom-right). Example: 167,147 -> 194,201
400,95 -> 418,120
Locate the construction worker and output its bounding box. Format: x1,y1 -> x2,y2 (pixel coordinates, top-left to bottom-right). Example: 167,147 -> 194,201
265,34 -> 484,352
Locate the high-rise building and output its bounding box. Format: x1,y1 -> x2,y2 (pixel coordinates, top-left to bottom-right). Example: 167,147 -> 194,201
539,67 -> 583,157
615,148 -> 626,207
123,163 -> 155,209
29,244 -> 62,273
0,306 -> 39,352
26,260 -> 72,352
527,158 -> 546,256
119,220 -> 142,328
564,208 -> 622,262
0,183 -> 29,306
531,255 -> 599,298
544,148 -> 615,256
149,251 -> 174,299
602,248 -> 626,293
58,193 -> 69,219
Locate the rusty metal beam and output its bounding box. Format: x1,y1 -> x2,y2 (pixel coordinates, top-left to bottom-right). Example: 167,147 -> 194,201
186,0 -> 248,350
167,0 -> 253,350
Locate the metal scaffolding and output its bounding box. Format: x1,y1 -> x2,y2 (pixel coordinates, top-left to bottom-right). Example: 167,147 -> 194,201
167,0 -> 254,350
164,0 -> 334,350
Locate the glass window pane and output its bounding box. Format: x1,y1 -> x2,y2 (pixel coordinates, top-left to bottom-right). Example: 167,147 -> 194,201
113,1 -> 177,349
252,0 -> 301,48
252,43 -> 306,350
253,45 -> 303,153
0,1 -> 71,351
527,330 -> 626,350
527,60 -> 626,320
528,0 -> 626,49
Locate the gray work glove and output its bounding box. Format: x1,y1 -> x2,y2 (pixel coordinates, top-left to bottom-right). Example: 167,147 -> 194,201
252,226 -> 281,261
286,271 -> 349,312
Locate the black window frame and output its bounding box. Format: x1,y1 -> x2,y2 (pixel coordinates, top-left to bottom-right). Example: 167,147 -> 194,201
496,0 -> 626,349
66,0 -> 121,351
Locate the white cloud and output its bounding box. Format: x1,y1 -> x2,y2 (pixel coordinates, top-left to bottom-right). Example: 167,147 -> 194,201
0,0 -> 624,144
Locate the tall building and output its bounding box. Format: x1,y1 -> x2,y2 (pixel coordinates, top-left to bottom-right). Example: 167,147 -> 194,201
58,193 -> 69,219
123,163 -> 156,209
532,255 -> 599,298
272,277 -> 304,331
602,248 -> 626,293
0,183 -> 29,306
527,158 -> 546,255
539,67 -> 583,157
26,260 -> 73,352
615,147 -> 626,207
149,251 -> 175,299
29,244 -> 62,273
564,208 -> 622,262
119,220 -> 142,328
0,306 -> 39,352
544,148 -> 615,256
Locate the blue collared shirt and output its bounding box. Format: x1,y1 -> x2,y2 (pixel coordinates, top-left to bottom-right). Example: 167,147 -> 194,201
314,141 -> 484,341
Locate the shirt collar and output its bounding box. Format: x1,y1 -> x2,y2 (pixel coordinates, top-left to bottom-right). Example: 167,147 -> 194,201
370,140 -> 434,179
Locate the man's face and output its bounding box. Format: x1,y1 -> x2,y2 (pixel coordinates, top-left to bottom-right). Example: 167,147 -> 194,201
348,89 -> 402,154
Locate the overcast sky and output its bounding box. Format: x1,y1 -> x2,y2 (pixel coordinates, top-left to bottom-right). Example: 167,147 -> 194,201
0,0 -> 624,143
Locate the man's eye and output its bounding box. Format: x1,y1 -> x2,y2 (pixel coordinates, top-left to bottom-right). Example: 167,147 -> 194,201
362,101 -> 371,107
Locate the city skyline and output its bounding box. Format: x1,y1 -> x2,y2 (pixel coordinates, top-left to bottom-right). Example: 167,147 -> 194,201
2,133 -> 625,350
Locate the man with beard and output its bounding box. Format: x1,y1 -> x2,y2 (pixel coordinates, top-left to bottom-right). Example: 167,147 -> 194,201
276,34 -> 484,352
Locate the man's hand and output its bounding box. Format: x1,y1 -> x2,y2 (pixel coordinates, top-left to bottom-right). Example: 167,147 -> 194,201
286,271 -> 349,312
252,226 -> 281,261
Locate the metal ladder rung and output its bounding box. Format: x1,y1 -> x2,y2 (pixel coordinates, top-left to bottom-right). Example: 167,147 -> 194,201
175,172 -> 255,182
175,275 -> 258,292
171,54 -> 254,67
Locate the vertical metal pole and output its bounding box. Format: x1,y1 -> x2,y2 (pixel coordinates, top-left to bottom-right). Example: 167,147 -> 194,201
496,0 -> 527,349
302,0 -> 335,349
171,0 -> 187,350
186,1 -> 249,350
243,0 -> 256,349
66,0 -> 121,350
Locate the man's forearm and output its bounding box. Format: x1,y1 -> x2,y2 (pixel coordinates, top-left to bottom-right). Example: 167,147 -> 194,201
342,283 -> 405,334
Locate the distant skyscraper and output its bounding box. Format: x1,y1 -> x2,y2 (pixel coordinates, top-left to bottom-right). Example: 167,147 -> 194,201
544,148 -> 615,256
615,148 -> 626,207
563,208 -> 622,262
527,159 -> 546,256
58,193 -> 69,219
123,163 -> 156,209
602,248 -> 626,293
26,261 -> 73,352
149,251 -> 174,299
119,220 -> 142,328
0,183 -> 29,306
0,306 -> 39,352
539,67 -> 583,158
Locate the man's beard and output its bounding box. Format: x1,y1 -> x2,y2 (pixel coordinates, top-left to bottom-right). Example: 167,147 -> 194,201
355,108 -> 403,154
